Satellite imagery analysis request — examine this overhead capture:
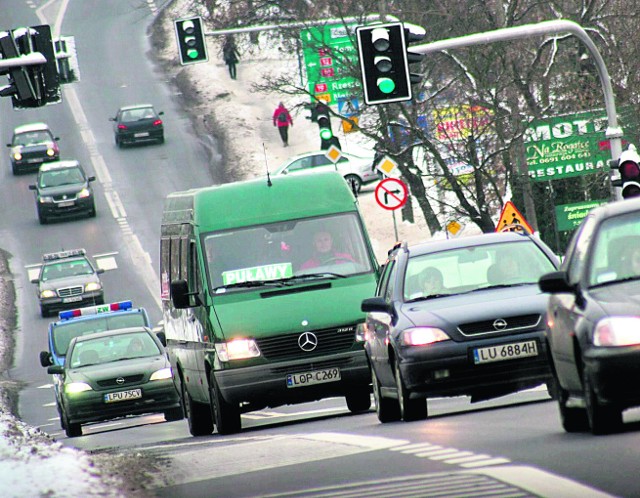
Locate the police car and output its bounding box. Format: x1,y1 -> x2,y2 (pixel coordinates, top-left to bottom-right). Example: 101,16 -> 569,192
29,249 -> 105,318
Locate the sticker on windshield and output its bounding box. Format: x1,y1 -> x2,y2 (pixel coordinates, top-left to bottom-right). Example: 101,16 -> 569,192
222,263 -> 293,286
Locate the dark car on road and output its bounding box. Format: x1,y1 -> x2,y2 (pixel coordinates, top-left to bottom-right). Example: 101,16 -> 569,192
28,160 -> 96,224
6,122 -> 60,174
362,232 -> 560,423
46,326 -> 182,437
539,197 -> 640,435
30,249 -> 105,317
110,104 -> 164,147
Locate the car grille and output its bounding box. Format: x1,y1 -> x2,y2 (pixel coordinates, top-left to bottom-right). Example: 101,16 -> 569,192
97,374 -> 145,388
52,193 -> 78,202
57,286 -> 83,298
458,314 -> 541,336
256,325 -> 357,361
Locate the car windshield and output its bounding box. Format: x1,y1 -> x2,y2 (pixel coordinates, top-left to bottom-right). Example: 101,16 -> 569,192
41,259 -> 93,281
52,313 -> 148,357
39,167 -> 85,187
204,212 -> 373,291
403,239 -> 557,301
587,211 -> 640,287
13,130 -> 52,146
68,331 -> 161,368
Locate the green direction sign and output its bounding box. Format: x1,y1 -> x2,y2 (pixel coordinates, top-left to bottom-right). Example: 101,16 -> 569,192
524,110 -> 610,182
555,199 -> 608,232
301,24 -> 361,105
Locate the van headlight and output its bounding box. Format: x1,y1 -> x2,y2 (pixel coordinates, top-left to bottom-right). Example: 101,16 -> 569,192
215,339 -> 261,361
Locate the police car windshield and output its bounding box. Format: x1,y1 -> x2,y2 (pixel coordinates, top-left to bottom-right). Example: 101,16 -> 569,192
41,259 -> 93,281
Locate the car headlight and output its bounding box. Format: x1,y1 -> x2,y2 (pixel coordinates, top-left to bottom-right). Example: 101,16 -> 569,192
215,339 -> 261,361
65,382 -> 92,394
356,322 -> 372,342
39,196 -> 54,203
150,367 -> 173,381
13,152 -> 22,161
85,282 -> 102,292
46,148 -> 56,157
402,327 -> 450,346
77,187 -> 92,199
40,289 -> 57,298
593,317 -> 640,347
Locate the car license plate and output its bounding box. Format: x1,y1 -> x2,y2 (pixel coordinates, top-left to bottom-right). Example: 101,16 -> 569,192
473,340 -> 538,364
104,389 -> 142,403
27,158 -> 42,163
286,368 -> 341,388
58,201 -> 74,207
62,296 -> 83,303
134,132 -> 149,138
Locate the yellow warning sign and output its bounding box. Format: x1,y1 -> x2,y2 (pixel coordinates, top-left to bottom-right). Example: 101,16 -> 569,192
342,117 -> 359,133
496,201 -> 534,234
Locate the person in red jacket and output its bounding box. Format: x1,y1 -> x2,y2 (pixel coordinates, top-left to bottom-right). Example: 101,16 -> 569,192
272,102 -> 293,146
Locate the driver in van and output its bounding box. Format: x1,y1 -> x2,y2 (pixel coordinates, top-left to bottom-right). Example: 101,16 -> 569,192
300,230 -> 354,270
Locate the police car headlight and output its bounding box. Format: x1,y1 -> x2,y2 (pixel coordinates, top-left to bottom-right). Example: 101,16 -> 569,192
40,290 -> 57,298
39,196 -> 54,203
593,317 -> 640,346
13,152 -> 22,161
65,382 -> 92,394
84,282 -> 102,292
215,339 -> 261,361
150,367 -> 173,381
78,188 -> 91,199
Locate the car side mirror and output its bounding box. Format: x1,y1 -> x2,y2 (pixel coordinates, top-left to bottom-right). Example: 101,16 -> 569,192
88,176 -> 96,182
47,365 -> 64,375
538,271 -> 574,294
6,143 -> 11,148
96,268 -> 105,274
158,111 -> 164,116
54,137 -> 60,141
30,278 -> 39,284
361,296 -> 393,314
39,351 -> 53,368
109,117 -> 116,121
155,331 -> 167,347
28,185 -> 37,191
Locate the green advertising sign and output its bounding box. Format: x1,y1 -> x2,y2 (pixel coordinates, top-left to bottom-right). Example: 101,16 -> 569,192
524,110 -> 609,182
301,24 -> 361,105
555,199 -> 608,232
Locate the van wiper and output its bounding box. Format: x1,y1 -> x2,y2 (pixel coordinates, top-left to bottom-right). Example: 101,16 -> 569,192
214,280 -> 286,291
289,272 -> 346,280
213,273 -> 346,292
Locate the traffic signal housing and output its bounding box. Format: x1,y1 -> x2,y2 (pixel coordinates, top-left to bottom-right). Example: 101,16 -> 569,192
356,22 -> 413,105
611,145 -> 640,199
174,17 -> 208,65
315,102 -> 339,150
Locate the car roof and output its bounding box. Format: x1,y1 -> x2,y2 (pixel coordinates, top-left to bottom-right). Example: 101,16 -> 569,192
118,104 -> 154,111
588,197 -> 640,221
404,232 -> 546,257
13,122 -> 51,134
39,160 -> 82,172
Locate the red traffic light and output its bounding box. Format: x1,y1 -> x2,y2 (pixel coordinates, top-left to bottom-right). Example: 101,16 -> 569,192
620,160 -> 640,181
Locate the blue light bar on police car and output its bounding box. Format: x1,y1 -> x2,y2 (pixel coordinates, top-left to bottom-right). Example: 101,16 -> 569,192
58,300 -> 133,320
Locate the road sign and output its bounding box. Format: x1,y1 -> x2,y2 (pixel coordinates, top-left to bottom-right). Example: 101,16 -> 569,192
496,201 -> 534,234
342,117 -> 359,133
375,178 -> 408,210
446,220 -> 463,237
338,98 -> 359,117
325,145 -> 342,163
376,155 -> 398,176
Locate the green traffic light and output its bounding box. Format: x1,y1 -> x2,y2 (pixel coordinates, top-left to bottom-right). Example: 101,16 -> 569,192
187,49 -> 200,59
320,128 -> 333,140
377,77 -> 396,94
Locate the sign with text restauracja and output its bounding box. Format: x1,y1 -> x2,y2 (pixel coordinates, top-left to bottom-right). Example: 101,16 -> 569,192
524,110 -> 610,182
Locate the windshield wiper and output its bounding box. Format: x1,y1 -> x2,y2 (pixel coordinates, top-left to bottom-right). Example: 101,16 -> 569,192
406,293 -> 449,303
214,280 -> 290,291
290,272 -> 346,280
214,273 -> 346,291
464,282 -> 535,293
592,275 -> 640,288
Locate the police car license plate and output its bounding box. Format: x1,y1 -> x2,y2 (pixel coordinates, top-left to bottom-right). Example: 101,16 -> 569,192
287,368 -> 341,388
134,132 -> 149,138
62,296 -> 83,303
104,389 -> 142,403
473,340 -> 538,364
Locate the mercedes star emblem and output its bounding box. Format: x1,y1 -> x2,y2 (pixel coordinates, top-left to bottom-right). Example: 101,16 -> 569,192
298,332 -> 318,352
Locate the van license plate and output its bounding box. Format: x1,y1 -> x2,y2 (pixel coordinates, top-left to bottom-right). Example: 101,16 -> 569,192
104,389 -> 142,403
287,368 -> 341,388
473,340 -> 538,364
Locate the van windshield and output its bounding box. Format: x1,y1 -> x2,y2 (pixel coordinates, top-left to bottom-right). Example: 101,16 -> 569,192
204,213 -> 374,290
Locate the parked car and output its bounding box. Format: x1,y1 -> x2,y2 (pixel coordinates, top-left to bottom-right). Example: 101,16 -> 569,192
6,122 -> 59,174
539,197 -> 640,435
110,104 -> 164,147
272,150 -> 380,193
362,232 -> 560,423
46,326 -> 182,437
28,160 -> 96,224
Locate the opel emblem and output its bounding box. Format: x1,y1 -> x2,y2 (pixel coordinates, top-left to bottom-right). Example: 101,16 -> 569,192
298,332 -> 318,352
116,377 -> 125,385
493,318 -> 508,330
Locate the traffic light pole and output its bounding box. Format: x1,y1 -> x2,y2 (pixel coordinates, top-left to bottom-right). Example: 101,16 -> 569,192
407,19 -> 623,201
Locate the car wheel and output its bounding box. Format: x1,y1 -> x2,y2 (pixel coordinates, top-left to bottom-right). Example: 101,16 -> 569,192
344,174 -> 362,193
583,369 -> 622,435
57,402 -> 66,430
115,135 -> 122,148
37,208 -> 48,225
394,361 -> 427,422
371,364 -> 400,423
345,389 -> 371,413
158,134 -> 165,144
62,410 -> 82,438
40,305 -> 49,318
11,162 -> 19,175
181,375 -> 213,436
209,372 -> 241,435
88,203 -> 97,218
164,406 -> 184,422
557,385 -> 588,432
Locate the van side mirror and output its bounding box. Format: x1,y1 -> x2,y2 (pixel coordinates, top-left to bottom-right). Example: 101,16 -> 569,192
39,351 -> 53,367
171,279 -> 192,309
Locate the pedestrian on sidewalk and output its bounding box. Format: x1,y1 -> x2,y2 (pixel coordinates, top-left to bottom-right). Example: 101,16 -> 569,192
272,102 -> 293,147
222,35 -> 240,80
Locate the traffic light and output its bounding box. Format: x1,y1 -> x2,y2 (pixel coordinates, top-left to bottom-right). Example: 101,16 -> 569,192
610,144 -> 640,199
174,17 -> 208,65
356,22 -> 413,105
315,102 -> 338,150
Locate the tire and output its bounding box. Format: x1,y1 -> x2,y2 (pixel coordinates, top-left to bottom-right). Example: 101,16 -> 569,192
583,369 -> 622,435
557,386 -> 588,433
115,135 -> 122,148
62,410 -> 82,437
57,402 -> 66,430
371,365 -> 400,423
345,389 -> 371,413
158,134 -> 165,144
182,376 -> 213,436
11,162 -> 19,175
394,361 -> 427,422
37,208 -> 48,225
40,305 -> 49,318
88,203 -> 97,218
344,174 -> 362,194
209,372 -> 241,435
164,406 -> 184,422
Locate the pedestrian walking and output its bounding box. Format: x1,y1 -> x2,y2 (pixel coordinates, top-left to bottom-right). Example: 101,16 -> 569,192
222,36 -> 240,80
272,102 -> 293,147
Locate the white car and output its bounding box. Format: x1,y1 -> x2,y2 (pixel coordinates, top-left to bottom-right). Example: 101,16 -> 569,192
272,151 -> 381,192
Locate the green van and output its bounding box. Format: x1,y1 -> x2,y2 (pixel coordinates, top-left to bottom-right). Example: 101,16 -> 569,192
160,171 -> 380,435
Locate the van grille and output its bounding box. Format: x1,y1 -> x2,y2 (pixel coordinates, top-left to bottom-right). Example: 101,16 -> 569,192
458,314 -> 541,336
256,325 -> 357,361
58,286 -> 83,298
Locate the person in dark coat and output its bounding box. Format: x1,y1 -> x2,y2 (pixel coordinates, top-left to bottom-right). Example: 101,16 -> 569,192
222,36 -> 240,80
272,102 -> 293,146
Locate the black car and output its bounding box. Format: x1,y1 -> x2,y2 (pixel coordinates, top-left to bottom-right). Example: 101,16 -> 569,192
6,122 -> 60,174
362,232 -> 560,423
46,326 -> 182,437
539,197 -> 640,435
28,160 -> 96,224
110,104 -> 164,147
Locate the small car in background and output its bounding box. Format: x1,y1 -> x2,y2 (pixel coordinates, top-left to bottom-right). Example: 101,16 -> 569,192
362,232 -> 559,423
6,122 -> 60,174
539,197 -> 640,435
272,150 -> 380,193
28,160 -> 96,224
46,326 -> 182,437
110,104 -> 164,147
